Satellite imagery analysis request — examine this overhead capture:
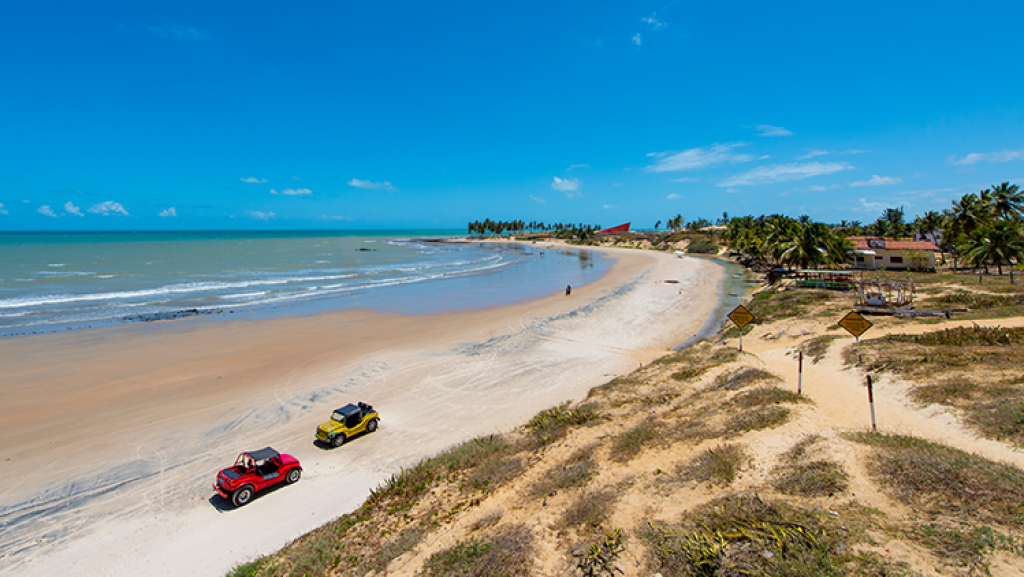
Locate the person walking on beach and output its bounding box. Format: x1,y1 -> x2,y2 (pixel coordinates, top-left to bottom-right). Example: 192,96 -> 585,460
565,284 -> 572,296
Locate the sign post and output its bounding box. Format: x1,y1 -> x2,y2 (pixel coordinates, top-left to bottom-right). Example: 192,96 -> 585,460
867,375 -> 877,430
838,311 -> 873,364
797,350 -> 803,395
727,304 -> 754,352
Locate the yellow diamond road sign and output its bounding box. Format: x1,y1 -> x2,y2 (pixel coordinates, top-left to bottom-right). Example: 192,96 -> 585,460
839,311 -> 873,338
727,304 -> 754,328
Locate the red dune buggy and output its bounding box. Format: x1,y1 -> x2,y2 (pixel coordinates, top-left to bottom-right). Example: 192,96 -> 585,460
213,447 -> 302,507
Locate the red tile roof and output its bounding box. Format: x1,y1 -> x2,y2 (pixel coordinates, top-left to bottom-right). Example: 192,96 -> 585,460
847,236 -> 940,251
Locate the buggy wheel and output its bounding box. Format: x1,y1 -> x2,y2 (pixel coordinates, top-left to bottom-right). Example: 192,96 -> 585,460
286,468 -> 301,484
367,419 -> 378,433
232,485 -> 254,507
331,434 -> 346,447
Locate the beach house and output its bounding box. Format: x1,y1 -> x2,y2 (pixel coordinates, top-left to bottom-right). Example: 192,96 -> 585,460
848,236 -> 941,271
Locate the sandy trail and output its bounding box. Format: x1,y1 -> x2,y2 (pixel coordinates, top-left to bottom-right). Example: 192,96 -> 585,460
0,246 -> 724,576
743,316 -> 1024,472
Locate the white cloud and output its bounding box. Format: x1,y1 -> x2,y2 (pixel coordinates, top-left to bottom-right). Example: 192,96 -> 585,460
0,203 -> 6,215
647,142 -> 754,172
271,188 -> 312,195
849,175 -> 903,187
632,33 -> 642,46
551,176 -> 579,192
248,211 -> 276,220
806,185 -> 828,191
567,164 -> 590,171
240,177 -> 268,184
666,193 -> 681,199
63,201 -> 84,216
529,195 -> 547,204
718,161 -> 852,187
38,205 -> 57,217
87,201 -> 130,216
951,150 -> 1024,165
320,215 -> 350,221
755,125 -> 793,137
603,204 -> 616,209
148,24 -> 211,41
159,207 -> 177,217
859,197 -> 888,212
348,178 -> 397,191
642,13 -> 667,28
292,176 -> 302,180
668,177 -> 698,182
799,150 -> 831,159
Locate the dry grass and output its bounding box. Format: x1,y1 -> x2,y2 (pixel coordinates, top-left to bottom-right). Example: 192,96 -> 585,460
560,487 -> 619,532
770,435 -> 849,498
850,326 -> 1024,446
609,421 -> 660,462
712,366 -> 779,391
638,494 -> 856,576
908,523 -> 1022,575
847,432 -> 1024,527
793,335 -> 838,364
678,443 -> 746,485
850,325 -> 1024,379
529,444 -> 597,497
420,524 -> 534,577
723,405 -> 791,435
967,398 -> 1024,444
731,385 -> 807,408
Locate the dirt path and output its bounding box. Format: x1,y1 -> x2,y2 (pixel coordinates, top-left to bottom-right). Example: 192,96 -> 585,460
745,315 -> 1024,470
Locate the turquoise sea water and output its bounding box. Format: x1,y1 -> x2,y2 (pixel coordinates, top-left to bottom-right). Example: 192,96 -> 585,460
0,231 -> 609,335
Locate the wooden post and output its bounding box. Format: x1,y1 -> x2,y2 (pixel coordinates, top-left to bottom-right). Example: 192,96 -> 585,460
867,375 -> 877,430
856,335 -> 861,364
797,350 -> 803,395
739,329 -> 743,352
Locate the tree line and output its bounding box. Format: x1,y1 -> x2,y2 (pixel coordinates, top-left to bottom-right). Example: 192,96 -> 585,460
467,219 -> 601,239
722,181 -> 1024,274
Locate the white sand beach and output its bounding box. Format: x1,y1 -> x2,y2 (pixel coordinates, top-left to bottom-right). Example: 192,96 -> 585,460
0,246 -> 724,577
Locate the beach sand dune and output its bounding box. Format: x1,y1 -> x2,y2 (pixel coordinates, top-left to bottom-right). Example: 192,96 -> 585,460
0,246 -> 723,577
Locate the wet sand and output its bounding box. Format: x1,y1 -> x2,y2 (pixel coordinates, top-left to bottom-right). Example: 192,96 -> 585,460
0,245 -> 724,576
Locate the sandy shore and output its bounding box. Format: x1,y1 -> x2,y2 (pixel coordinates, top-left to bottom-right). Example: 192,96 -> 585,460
0,245 -> 724,576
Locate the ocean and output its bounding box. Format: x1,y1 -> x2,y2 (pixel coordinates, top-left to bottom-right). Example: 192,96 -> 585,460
0,231 -> 610,336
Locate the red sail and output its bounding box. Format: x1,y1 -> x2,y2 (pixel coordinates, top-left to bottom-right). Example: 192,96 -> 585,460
596,222 -> 630,234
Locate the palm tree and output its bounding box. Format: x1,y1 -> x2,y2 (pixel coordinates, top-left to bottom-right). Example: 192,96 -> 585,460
948,193 -> 987,238
962,221 -> 1024,277
778,222 -> 833,269
763,215 -> 800,265
991,182 -> 1024,221
913,211 -> 943,237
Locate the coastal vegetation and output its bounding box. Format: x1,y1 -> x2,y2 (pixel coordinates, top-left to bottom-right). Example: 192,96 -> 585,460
515,181 -> 1024,277
230,184 -> 1024,577
466,219 -> 601,239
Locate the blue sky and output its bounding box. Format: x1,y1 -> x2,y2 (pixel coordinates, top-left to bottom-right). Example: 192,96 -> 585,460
2,1 -> 1023,230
